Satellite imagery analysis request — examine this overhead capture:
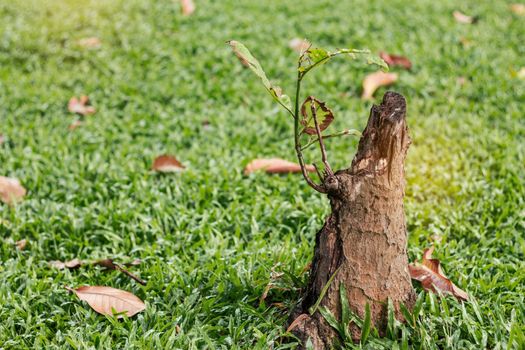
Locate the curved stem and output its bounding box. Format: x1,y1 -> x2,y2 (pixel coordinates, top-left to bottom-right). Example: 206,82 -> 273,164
294,72 -> 326,194
311,102 -> 333,176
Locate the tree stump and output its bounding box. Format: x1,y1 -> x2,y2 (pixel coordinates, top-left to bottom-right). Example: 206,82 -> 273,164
290,91 -> 416,349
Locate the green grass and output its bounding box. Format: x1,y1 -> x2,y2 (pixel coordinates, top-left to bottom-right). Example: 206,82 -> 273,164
0,0 -> 524,349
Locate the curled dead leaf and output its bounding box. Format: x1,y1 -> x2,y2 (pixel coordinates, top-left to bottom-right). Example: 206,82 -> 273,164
77,37 -> 102,49
409,246 -> 468,301
453,10 -> 476,24
379,52 -> 412,70
50,259 -> 82,270
0,176 -> 27,204
287,314 -> 310,332
361,72 -> 398,100
152,155 -> 185,172
68,96 -> 96,116
180,0 -> 195,16
289,38 -> 311,54
15,239 -> 27,251
244,158 -> 315,175
510,4 -> 525,15
66,286 -> 146,318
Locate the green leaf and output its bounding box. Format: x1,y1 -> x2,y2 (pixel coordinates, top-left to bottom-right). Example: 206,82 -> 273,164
308,265 -> 341,315
339,283 -> 351,326
319,306 -> 341,334
399,302 -> 414,327
387,298 -> 395,339
228,40 -> 292,113
300,96 -> 334,135
299,47 -> 388,74
361,303 -> 372,344
228,40 -> 271,90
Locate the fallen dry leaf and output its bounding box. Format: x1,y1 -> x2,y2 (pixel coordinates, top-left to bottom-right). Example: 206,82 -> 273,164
289,38 -> 311,54
379,52 -> 412,70
287,314 -> 309,332
0,176 -> 27,204
453,10 -> 476,24
77,37 -> 102,49
510,3 -> 525,15
152,155 -> 185,172
409,247 -> 468,301
66,286 -> 146,318
15,239 -> 27,250
361,72 -> 398,100
68,96 -> 96,116
50,258 -> 82,270
244,158 -> 315,175
180,0 -> 195,16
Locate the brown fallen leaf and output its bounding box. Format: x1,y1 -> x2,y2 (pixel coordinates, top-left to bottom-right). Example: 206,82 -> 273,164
68,120 -> 83,130
379,52 -> 412,70
453,10 -> 476,24
361,72 -> 398,100
66,286 -> 146,318
287,314 -> 310,332
50,258 -> 82,270
180,0 -> 195,16
94,259 -> 146,285
244,158 -> 315,175
77,37 -> 102,49
289,38 -> 311,54
68,96 -> 96,116
408,246 -> 468,301
152,155 -> 185,172
510,4 -> 525,15
0,176 -> 27,204
15,239 -> 27,250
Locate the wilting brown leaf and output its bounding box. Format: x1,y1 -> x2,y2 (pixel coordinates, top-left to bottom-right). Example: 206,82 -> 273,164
15,239 -> 27,251
300,96 -> 335,135
0,176 -> 27,204
361,72 -> 398,100
287,314 -> 310,332
289,38 -> 311,54
152,155 -> 185,172
94,259 -> 146,285
409,246 -> 468,301
379,52 -> 412,70
510,3 -> 525,15
50,258 -> 82,270
180,0 -> 195,16
77,37 -> 102,49
68,120 -> 83,130
66,286 -> 146,318
453,10 -> 476,24
68,96 -> 96,116
244,158 -> 315,175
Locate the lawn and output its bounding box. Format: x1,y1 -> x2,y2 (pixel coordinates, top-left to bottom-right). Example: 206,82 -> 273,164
0,0 -> 524,349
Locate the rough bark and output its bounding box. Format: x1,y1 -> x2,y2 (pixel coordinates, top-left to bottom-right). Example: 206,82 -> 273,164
290,91 -> 416,349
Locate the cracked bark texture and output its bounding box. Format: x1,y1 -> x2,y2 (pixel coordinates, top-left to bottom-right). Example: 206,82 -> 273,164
291,91 -> 416,349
